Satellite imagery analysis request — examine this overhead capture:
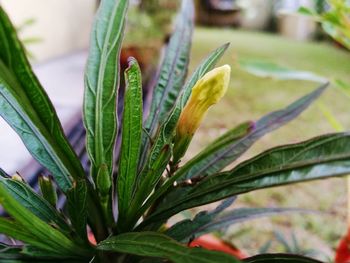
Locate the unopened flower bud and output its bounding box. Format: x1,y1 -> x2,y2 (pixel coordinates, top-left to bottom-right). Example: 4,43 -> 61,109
96,163 -> 111,197
173,65 -> 231,163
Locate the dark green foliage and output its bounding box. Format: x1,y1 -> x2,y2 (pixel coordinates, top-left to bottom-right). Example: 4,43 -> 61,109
0,0 -> 348,262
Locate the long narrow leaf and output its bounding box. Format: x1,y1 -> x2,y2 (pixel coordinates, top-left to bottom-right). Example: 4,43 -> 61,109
166,197 -> 236,242
66,179 -> 88,241
167,205 -> 306,243
0,243 -> 28,261
98,232 -> 240,263
83,0 -> 128,179
195,132 -> 350,193
139,0 -> 194,169
239,59 -> 327,83
0,244 -> 78,261
178,121 -> 254,181
138,85 -> 328,227
0,182 -> 90,257
21,245 -> 77,260
0,173 -> 70,233
0,76 -> 69,190
201,208 -> 310,236
144,132 -> 350,224
0,230 -> 74,260
0,218 -> 45,250
243,254 -> 322,262
0,7 -> 85,191
118,58 -> 143,221
144,0 -> 194,131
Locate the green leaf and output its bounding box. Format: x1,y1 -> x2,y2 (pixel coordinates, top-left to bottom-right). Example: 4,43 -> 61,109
21,245 -> 78,260
195,132 -> 350,193
135,121 -> 248,228
178,121 -> 254,180
298,7 -> 317,16
322,21 -> 350,50
243,254 -> 322,262
166,197 -> 235,242
239,59 -> 327,83
317,102 -> 344,131
139,0 -> 194,169
167,205 -> 306,243
0,7 -> 85,191
146,132 -> 350,224
0,174 -> 70,233
202,208 -> 309,235
98,232 -> 241,263
0,260 -> 28,263
0,76 -> 69,190
0,243 -> 75,261
0,260 -> 48,263
66,179 -> 88,242
0,243 -> 26,261
334,78 -> 350,97
144,0 -> 194,131
125,145 -> 172,232
0,218 -> 45,249
118,58 -> 143,221
0,182 -> 91,257
137,85 -> 328,229
83,0 -> 128,180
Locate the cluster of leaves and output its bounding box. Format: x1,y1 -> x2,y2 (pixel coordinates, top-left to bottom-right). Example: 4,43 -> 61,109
238,27 -> 350,261
300,0 -> 350,106
238,57 -> 349,131
299,0 -> 350,49
0,0 -> 350,262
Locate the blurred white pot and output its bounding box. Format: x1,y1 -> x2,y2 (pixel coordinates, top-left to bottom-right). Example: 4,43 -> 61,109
276,0 -> 317,41
277,11 -> 317,41
238,0 -> 273,30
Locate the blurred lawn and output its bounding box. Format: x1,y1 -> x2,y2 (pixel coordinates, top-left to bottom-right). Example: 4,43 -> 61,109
187,27 -> 350,260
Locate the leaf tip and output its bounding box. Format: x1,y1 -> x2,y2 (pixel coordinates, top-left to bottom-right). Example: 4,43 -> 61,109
248,121 -> 256,132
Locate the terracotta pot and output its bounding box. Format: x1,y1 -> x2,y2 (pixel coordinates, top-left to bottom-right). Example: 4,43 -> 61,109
120,45 -> 159,72
335,228 -> 350,263
189,234 -> 247,259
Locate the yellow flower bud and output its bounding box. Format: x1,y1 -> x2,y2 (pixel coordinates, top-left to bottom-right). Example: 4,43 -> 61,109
12,172 -> 24,182
173,64 -> 231,163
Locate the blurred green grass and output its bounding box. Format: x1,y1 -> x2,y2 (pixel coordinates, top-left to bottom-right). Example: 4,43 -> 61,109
187,27 -> 350,259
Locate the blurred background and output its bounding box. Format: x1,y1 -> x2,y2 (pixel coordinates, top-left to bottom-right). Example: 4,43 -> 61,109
0,0 -> 341,61
1,0 -> 350,261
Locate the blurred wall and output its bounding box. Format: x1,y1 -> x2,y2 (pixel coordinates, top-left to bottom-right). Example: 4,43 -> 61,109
0,0 -> 97,62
